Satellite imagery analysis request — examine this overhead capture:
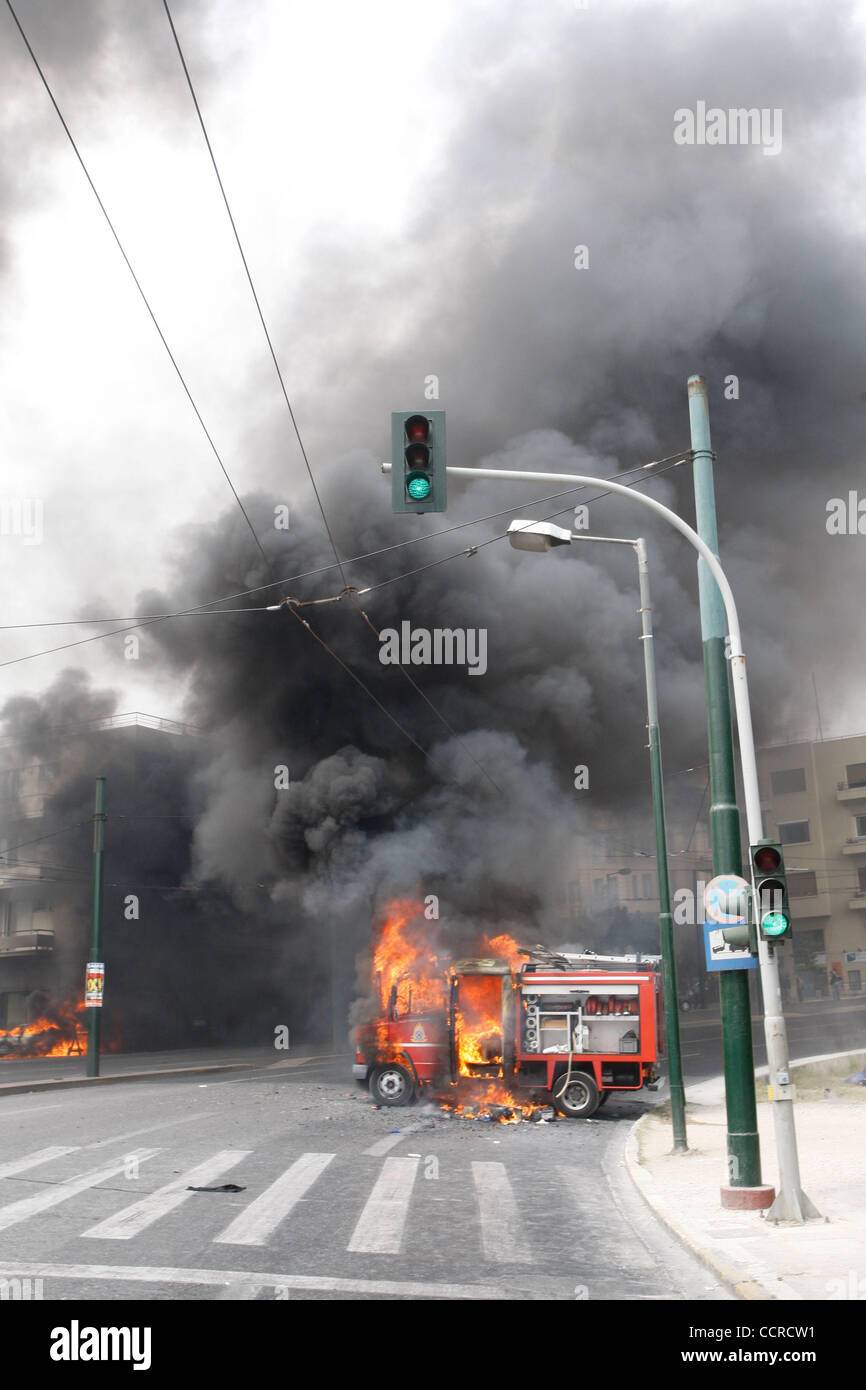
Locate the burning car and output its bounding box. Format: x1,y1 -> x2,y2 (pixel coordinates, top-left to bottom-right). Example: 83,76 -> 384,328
354,906 -> 662,1119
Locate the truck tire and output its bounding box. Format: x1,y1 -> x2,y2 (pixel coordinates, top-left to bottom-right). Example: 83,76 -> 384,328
369,1063 -> 416,1106
552,1071 -> 600,1119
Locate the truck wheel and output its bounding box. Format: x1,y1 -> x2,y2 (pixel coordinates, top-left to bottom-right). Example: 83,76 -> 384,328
598,1090 -> 610,1107
369,1063 -> 416,1106
553,1072 -> 600,1119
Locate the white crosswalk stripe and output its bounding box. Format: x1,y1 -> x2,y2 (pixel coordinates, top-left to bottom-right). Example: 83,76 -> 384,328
0,1146 -> 573,1267
0,1146 -> 79,1180
81,1150 -> 251,1241
214,1151 -> 334,1247
471,1161 -> 532,1263
0,1148 -> 161,1235
346,1156 -> 419,1254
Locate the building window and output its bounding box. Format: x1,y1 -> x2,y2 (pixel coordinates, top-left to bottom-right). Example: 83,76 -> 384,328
856,815 -> 866,838
771,768 -> 806,795
788,870 -> 817,897
858,867 -> 866,892
641,873 -> 654,900
848,970 -> 862,994
779,821 -> 810,844
846,763 -> 866,790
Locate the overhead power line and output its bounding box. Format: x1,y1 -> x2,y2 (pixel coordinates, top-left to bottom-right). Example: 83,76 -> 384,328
0,453 -> 685,635
3,2 -> 497,795
162,0 -> 509,794
3,0 -> 272,575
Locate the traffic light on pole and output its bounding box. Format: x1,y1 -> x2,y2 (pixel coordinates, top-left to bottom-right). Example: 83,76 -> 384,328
391,411 -> 446,514
751,840 -> 791,941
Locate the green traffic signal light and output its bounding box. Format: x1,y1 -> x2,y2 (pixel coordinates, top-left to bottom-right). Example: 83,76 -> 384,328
406,471 -> 431,501
761,911 -> 790,938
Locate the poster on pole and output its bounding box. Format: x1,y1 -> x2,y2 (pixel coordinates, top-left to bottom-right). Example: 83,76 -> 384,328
85,962 -> 105,1007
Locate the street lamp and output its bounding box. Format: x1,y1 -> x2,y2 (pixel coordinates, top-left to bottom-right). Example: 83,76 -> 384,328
508,519 -> 688,1152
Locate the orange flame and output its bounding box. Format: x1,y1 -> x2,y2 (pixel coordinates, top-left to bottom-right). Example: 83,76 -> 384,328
371,898 -> 446,1016
0,1000 -> 88,1060
366,908 -> 546,1121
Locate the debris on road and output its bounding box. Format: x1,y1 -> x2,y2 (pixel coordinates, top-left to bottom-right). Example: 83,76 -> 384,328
187,1183 -> 246,1193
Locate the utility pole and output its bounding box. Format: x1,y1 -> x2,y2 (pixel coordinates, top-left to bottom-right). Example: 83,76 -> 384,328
635,538 -> 687,1151
688,376 -> 764,1203
86,776 -> 106,1079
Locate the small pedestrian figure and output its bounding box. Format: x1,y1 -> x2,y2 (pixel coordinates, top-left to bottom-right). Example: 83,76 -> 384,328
830,968 -> 843,1003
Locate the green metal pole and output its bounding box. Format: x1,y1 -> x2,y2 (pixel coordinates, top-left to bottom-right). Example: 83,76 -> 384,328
636,539 -> 687,1150
86,777 -> 106,1079
688,376 -> 761,1189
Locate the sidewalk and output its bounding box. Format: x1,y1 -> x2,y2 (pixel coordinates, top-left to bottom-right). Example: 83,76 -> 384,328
626,1049 -> 866,1301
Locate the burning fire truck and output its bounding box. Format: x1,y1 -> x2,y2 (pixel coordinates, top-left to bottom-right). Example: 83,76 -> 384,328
354,908 -> 663,1119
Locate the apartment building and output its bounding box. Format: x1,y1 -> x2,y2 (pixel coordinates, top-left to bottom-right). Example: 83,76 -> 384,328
757,731 -> 866,999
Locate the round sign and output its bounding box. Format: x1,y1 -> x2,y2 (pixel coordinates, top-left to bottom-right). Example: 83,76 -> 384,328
704,873 -> 751,924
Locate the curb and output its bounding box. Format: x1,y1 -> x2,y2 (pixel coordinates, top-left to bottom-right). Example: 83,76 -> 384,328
0,1061 -> 260,1097
0,1050 -> 350,1098
624,1114 -> 802,1302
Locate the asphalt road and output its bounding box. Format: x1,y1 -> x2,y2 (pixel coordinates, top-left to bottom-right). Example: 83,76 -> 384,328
678,996 -> 866,1084
0,998 -> 858,1303
0,1053 -> 730,1302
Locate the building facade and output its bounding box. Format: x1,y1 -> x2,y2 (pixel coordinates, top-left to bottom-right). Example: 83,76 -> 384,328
756,731 -> 866,999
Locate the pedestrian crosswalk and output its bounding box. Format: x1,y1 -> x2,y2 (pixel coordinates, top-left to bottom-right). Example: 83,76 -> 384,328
0,1143 -> 609,1267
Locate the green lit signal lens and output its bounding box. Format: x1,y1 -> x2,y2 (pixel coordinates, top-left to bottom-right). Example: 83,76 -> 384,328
762,911 -> 789,937
406,472 -> 432,501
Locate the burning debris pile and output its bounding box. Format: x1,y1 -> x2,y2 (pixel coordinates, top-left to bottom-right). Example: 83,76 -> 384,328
0,999 -> 87,1060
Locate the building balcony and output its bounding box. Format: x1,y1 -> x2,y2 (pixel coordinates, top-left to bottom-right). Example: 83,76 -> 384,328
0,863 -> 47,885
0,930 -> 54,955
843,838 -> 866,855
838,783 -> 866,802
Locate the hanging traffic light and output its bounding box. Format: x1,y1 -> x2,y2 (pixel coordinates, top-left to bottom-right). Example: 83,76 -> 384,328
391,411 -> 446,514
751,840 -> 791,940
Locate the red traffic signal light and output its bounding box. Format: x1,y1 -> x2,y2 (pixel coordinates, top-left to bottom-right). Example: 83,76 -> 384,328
404,415 -> 429,444
753,845 -> 781,874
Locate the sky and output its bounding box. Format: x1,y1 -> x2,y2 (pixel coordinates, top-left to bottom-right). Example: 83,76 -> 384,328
1,0 -> 866,943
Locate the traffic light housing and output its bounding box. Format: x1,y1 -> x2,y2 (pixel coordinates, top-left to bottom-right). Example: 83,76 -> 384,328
751,840 -> 791,941
391,411 -> 446,514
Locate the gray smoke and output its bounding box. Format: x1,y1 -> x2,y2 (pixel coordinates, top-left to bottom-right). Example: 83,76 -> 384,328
3,0 -> 865,1037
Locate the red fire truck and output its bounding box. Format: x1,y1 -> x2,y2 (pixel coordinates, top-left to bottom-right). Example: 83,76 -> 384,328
354,946 -> 663,1118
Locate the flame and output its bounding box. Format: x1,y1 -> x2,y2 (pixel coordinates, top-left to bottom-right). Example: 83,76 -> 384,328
371,898 -> 446,1016
482,932 -> 523,968
364,906 -> 548,1121
0,1000 -> 88,1060
440,1084 -> 542,1124
455,973 -> 503,1075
